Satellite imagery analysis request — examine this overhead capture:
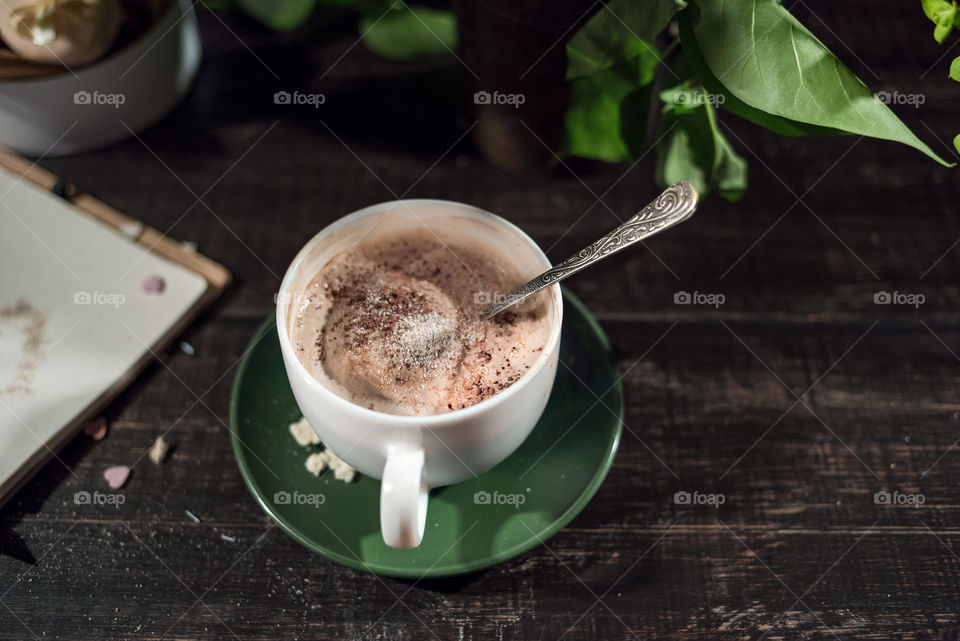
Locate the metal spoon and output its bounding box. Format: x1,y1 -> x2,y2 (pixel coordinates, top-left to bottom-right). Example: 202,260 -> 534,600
483,180 -> 700,319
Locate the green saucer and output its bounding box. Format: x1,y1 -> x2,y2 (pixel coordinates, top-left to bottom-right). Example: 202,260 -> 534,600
229,288 -> 623,578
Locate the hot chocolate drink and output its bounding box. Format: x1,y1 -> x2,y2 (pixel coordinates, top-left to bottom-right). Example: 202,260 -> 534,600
290,231 -> 551,416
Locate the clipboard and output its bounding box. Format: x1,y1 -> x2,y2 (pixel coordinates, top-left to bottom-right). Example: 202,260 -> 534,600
0,146 -> 231,506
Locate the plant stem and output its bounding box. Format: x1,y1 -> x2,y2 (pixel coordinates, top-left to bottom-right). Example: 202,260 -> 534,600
661,37 -> 680,62
642,37 -> 682,150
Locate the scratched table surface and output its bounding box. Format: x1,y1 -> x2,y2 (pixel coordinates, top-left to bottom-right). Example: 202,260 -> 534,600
3,2 -> 960,639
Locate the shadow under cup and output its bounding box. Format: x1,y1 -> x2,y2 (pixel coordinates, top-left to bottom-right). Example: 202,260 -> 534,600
276,200 -> 563,548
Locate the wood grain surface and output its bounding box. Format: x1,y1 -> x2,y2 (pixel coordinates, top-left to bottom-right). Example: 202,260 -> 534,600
2,2 -> 960,639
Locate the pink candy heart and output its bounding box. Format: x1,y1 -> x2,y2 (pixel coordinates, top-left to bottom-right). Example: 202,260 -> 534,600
103,465 -> 130,489
141,275 -> 166,295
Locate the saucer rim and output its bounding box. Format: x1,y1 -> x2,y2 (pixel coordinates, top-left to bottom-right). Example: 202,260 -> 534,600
229,287 -> 623,578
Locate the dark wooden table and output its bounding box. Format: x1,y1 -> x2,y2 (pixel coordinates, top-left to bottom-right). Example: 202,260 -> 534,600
3,2 -> 960,639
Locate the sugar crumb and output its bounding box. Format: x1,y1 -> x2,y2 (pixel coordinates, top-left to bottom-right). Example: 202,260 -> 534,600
148,435 -> 170,464
289,417 -> 321,447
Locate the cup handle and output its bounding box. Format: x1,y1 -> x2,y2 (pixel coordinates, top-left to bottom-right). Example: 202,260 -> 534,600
380,444 -> 428,549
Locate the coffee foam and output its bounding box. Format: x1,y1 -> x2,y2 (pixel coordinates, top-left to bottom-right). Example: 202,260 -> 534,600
291,230 -> 551,416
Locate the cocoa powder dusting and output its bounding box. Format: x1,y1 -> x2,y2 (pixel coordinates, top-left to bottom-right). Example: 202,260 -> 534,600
0,300 -> 48,399
291,231 -> 552,416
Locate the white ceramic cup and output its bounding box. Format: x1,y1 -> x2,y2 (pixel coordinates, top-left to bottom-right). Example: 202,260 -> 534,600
276,200 -> 562,549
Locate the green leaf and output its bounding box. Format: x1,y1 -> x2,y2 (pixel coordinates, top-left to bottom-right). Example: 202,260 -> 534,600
682,0 -> 953,166
951,56 -> 960,81
954,133 -> 960,154
922,0 -> 952,21
922,0 -> 958,42
935,14 -> 956,43
562,49 -> 658,162
359,4 -> 456,61
655,85 -> 747,201
236,0 -> 317,30
566,0 -> 677,79
678,12 -> 842,136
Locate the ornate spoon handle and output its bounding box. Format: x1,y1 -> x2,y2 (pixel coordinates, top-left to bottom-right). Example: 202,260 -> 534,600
482,181 -> 699,319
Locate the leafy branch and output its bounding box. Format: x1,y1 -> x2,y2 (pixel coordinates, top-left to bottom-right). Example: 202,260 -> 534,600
209,0 -> 956,201
204,0 -> 456,59
564,0 -> 955,201
920,0 -> 960,153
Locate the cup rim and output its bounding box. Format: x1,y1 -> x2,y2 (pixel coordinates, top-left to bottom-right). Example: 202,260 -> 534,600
276,198 -> 563,427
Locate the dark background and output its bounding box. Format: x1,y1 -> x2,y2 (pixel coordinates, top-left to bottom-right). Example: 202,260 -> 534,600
3,1 -> 960,639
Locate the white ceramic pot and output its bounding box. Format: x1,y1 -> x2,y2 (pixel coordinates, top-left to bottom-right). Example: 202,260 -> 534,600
0,0 -> 202,156
276,200 -> 563,549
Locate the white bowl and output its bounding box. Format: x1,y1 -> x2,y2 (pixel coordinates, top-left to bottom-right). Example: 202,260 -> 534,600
0,0 -> 202,156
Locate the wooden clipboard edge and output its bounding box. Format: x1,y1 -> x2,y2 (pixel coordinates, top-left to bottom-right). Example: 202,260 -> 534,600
0,147 -> 231,293
0,146 -> 233,507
